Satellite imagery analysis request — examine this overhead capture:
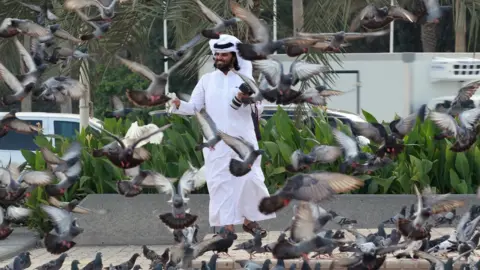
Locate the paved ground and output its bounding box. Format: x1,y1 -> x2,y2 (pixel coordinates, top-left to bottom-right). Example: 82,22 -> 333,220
0,227 -> 38,261
0,228 -> 475,269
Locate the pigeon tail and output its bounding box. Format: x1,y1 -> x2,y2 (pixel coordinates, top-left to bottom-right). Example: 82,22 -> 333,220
258,194 -> 290,215
92,149 -> 105,157
450,140 -> 475,152
296,235 -> 325,255
417,104 -> 427,122
229,159 -> 251,177
236,43 -> 265,61
159,212 -> 198,230
434,133 -> 447,140
80,34 -> 95,41
0,227 -> 13,240
103,111 -> 115,118
201,29 -> 220,40
44,185 -> 63,197
2,94 -> 20,106
194,143 -> 207,151
117,181 -> 142,197
286,46 -> 306,57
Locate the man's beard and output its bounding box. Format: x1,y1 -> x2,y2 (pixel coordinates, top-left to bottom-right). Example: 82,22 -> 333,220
215,60 -> 232,72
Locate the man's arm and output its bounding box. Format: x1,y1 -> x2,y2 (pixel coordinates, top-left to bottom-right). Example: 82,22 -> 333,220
170,76 -> 205,115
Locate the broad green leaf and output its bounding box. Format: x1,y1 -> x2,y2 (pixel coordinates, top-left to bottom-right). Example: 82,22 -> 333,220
455,152 -> 470,180
271,167 -> 286,176
449,169 -> 463,193
263,141 -> 280,158
276,141 -> 293,162
362,109 -> 378,123
21,150 -> 36,167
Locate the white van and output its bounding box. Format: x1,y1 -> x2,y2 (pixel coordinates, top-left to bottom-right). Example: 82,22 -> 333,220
0,112 -> 103,166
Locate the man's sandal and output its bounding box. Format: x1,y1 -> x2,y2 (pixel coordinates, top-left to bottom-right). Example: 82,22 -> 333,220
242,221 -> 267,238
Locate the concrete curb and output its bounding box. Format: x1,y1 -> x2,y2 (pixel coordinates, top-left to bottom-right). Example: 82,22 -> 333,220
0,227 -> 39,262
73,194 -> 478,245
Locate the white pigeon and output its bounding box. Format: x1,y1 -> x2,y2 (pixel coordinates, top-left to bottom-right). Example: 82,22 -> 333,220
122,121 -> 166,148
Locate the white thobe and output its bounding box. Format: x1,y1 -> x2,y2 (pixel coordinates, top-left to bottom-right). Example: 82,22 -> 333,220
171,69 -> 276,226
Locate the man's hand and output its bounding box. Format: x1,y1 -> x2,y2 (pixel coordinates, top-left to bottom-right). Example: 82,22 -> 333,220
172,98 -> 181,109
236,92 -> 250,100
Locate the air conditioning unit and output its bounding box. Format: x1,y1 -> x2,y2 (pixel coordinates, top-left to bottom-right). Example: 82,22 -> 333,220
430,57 -> 480,82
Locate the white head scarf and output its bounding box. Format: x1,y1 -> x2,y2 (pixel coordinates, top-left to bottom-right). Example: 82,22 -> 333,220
209,34 -> 252,78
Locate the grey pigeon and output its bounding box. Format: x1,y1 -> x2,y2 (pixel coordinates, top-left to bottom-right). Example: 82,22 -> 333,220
253,58 -> 328,95
329,210 -> 357,228
40,141 -> 82,173
42,205 -> 84,254
233,230 -> 263,259
82,252 -> 103,270
34,254 -> 67,270
383,206 -> 406,225
103,253 -> 139,270
429,107 -> 480,152
157,166 -> 205,230
159,34 -> 202,61
194,0 -> 241,39
195,108 -> 221,151
217,130 -> 265,177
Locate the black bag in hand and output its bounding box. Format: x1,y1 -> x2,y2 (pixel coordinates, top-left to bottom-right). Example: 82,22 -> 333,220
250,103 -> 261,141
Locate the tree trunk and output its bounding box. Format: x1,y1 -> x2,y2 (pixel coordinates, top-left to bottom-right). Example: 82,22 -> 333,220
454,0 -> 466,52
20,36 -> 32,112
250,0 -> 263,80
421,23 -> 438,52
292,0 -> 304,34
79,59 -> 91,130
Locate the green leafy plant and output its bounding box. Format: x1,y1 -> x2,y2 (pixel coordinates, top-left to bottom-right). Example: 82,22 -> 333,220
21,107 -> 480,233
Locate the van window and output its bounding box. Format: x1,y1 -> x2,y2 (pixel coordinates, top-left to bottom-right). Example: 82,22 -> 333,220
54,121 -> 80,139
0,120 -> 41,151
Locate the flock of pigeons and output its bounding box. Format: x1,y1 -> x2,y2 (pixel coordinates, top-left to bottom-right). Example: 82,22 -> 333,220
1,0 -> 480,269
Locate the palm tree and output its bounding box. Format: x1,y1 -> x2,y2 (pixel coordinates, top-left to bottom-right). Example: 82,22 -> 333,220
0,0 -> 348,120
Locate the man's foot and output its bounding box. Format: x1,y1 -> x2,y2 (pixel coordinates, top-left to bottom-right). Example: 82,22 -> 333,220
242,221 -> 267,238
222,225 -> 235,234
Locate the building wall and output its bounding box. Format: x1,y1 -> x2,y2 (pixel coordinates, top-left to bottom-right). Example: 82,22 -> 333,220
198,53 -> 480,122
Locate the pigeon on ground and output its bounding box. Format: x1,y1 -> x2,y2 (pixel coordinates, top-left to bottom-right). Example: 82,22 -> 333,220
103,253 -> 139,270
383,206 -> 407,225
34,254 -> 68,270
82,252 -> 103,270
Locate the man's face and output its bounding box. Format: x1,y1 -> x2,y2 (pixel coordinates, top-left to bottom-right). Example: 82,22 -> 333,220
214,52 -> 233,69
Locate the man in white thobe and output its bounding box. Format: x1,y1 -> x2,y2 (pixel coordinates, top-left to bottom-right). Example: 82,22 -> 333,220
169,34 -> 276,237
